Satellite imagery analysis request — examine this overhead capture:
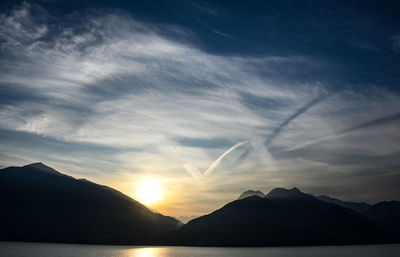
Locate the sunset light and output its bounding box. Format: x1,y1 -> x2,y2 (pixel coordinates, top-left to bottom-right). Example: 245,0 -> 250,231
135,180 -> 162,205
1,0 -> 399,253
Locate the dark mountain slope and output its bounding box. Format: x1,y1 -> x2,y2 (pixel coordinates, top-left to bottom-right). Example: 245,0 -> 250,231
169,188 -> 380,246
316,195 -> 400,241
364,201 -> 400,242
0,163 -> 181,244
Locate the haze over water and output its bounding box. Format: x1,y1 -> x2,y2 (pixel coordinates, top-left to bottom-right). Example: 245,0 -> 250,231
1,242 -> 400,257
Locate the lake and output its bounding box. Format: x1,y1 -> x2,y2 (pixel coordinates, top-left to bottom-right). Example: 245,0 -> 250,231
0,242 -> 399,257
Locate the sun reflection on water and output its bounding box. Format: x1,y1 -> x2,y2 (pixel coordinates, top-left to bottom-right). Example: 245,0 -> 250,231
128,247 -> 160,257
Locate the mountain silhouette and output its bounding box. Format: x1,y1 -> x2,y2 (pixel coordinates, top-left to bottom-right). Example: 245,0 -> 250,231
168,187 -> 386,246
1,163 -> 399,246
265,187 -> 320,203
0,163 -> 182,244
316,195 -> 400,242
364,201 -> 400,243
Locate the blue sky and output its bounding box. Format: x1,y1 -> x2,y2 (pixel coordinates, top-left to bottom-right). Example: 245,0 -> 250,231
0,0 -> 399,216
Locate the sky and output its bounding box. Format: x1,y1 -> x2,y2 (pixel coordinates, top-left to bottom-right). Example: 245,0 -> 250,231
0,0 -> 400,218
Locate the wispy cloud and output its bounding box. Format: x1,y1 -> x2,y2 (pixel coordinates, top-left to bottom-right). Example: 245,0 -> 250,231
392,34 -> 400,53
0,2 -> 399,215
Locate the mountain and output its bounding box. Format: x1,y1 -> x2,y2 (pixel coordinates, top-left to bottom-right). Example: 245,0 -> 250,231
0,163 -> 182,244
317,195 -> 400,241
238,190 -> 265,199
265,187 -> 320,202
168,187 -> 382,246
317,195 -> 372,213
364,201 -> 400,242
2,164 -> 399,246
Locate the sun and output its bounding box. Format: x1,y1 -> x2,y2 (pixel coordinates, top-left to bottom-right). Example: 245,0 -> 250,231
135,180 -> 162,205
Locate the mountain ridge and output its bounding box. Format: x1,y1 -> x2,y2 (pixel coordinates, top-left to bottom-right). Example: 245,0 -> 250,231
168,187 -> 399,246
0,163 -> 182,245
1,163 -> 399,246
317,195 -> 372,213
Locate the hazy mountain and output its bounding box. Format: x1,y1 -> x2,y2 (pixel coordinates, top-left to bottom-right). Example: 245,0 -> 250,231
238,190 -> 265,199
168,187 -> 382,246
175,215 -> 199,224
0,163 -> 182,244
317,195 -> 372,213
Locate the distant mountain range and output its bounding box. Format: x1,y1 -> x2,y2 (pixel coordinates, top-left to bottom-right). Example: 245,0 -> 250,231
317,194 -> 372,213
238,190 -> 265,199
175,215 -> 199,224
1,163 -> 399,246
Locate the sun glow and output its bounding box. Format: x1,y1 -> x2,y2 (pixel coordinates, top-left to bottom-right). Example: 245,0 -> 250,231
135,180 -> 163,205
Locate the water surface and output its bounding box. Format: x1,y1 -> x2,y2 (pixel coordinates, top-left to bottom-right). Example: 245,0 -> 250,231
0,242 -> 399,257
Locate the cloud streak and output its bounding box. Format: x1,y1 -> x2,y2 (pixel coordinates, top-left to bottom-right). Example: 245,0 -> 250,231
204,140 -> 249,177
286,111 -> 400,152
265,92 -> 336,146
184,140 -> 249,180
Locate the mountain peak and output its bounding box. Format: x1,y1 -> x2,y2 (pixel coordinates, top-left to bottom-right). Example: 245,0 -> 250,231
238,190 -> 265,199
24,162 -> 49,169
265,187 -> 316,202
21,162 -> 65,177
267,187 -> 301,195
